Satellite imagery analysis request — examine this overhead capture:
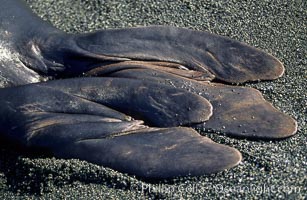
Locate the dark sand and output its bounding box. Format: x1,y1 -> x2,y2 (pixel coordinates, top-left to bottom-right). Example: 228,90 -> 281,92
0,0 -> 306,199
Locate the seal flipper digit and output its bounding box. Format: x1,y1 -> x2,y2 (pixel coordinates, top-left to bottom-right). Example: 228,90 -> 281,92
73,26 -> 284,83
40,77 -> 212,127
95,63 -> 297,139
57,127 -> 241,179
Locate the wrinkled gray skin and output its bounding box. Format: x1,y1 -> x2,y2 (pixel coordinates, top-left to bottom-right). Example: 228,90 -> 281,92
0,0 -> 297,179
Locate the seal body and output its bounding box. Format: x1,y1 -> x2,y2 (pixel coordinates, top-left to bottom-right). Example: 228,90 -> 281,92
0,0 -> 60,87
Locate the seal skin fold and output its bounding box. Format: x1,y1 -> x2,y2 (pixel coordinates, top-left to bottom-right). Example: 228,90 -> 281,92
0,0 -> 297,179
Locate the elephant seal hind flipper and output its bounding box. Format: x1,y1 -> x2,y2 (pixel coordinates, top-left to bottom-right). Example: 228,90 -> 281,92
0,0 -> 297,180
1,0 -> 284,85
0,77 -> 240,179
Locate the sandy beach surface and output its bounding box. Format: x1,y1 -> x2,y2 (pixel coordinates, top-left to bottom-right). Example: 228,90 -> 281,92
0,0 -> 306,199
